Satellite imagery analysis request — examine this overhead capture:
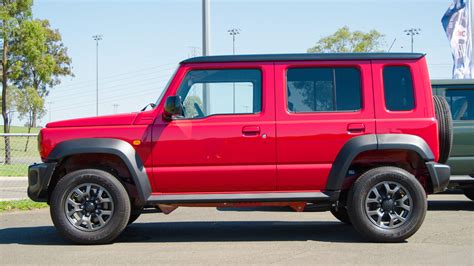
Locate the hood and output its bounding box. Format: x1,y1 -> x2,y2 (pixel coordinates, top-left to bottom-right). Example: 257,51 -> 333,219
46,113 -> 138,128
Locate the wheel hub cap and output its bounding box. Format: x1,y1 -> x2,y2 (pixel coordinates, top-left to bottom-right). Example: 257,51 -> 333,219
382,199 -> 395,211
364,181 -> 412,229
64,183 -> 114,232
84,201 -> 96,212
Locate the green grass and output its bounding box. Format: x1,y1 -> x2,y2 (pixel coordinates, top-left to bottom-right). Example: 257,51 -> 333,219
0,126 -> 41,133
1,126 -> 41,176
0,164 -> 29,176
0,199 -> 48,212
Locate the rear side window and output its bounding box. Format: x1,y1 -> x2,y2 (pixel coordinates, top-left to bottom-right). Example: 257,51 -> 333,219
286,67 -> 361,112
444,89 -> 474,120
383,66 -> 415,111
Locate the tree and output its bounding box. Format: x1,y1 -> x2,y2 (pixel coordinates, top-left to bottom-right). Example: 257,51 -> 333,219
183,96 -> 203,118
1,0 -> 72,164
0,85 -> 18,129
14,19 -> 73,128
16,86 -> 45,151
307,26 -> 385,53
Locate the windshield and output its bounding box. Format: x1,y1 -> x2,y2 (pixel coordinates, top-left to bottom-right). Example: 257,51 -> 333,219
155,66 -> 178,107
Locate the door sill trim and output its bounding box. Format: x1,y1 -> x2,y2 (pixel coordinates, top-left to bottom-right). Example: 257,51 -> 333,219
146,191 -> 335,204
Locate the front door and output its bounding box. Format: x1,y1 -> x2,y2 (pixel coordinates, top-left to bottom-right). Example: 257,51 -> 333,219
151,63 -> 276,193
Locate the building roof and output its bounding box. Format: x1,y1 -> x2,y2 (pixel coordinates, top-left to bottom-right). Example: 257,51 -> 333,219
181,53 -> 425,64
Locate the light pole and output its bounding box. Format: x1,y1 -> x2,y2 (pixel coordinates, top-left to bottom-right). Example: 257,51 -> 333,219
228,28 -> 240,113
202,0 -> 211,114
228,28 -> 240,55
113,104 -> 119,114
92,34 -> 103,116
404,28 -> 421,53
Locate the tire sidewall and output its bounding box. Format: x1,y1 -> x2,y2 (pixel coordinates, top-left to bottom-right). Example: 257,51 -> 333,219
50,169 -> 131,244
348,167 -> 427,242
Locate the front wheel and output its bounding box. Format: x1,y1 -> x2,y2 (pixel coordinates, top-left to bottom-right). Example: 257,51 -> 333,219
50,169 -> 131,244
347,167 -> 427,242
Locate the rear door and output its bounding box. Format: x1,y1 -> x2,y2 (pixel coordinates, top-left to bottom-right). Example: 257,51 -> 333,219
371,58 -> 439,159
274,61 -> 375,191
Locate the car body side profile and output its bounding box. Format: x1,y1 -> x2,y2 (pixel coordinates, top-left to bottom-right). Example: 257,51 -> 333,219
28,53 -> 451,244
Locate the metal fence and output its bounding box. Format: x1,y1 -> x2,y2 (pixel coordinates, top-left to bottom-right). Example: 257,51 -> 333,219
0,133 -> 40,177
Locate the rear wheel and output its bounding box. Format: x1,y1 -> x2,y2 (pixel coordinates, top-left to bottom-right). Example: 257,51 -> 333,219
347,167 -> 427,242
127,207 -> 143,225
330,205 -> 351,224
50,169 -> 131,244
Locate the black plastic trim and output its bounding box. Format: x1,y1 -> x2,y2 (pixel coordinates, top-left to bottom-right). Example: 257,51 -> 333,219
147,191 -> 333,204
47,138 -> 151,203
326,134 -> 437,192
426,162 -> 450,193
27,162 -> 57,202
181,53 -> 425,64
326,135 -> 378,191
377,134 -> 434,161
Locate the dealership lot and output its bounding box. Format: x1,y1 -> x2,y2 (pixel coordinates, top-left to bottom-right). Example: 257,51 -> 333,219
0,194 -> 472,265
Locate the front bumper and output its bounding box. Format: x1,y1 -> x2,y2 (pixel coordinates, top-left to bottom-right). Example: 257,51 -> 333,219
426,162 -> 450,193
27,162 -> 57,202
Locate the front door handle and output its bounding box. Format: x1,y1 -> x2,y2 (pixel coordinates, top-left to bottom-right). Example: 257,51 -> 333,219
347,123 -> 365,134
242,126 -> 260,136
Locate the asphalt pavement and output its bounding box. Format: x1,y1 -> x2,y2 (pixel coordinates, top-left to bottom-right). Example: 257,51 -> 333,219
0,194 -> 473,265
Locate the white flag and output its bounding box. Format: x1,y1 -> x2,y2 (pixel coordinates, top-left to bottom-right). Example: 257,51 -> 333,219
442,0 -> 472,79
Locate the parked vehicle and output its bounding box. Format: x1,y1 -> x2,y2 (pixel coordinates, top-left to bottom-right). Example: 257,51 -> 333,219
432,79 -> 474,200
28,53 -> 451,244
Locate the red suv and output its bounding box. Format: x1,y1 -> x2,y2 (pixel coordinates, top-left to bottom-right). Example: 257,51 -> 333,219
28,53 -> 451,244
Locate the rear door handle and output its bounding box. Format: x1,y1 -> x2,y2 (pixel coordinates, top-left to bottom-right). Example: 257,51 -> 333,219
242,126 -> 260,136
347,123 -> 365,134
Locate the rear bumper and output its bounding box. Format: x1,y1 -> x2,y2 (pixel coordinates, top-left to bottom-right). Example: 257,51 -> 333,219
27,162 -> 57,202
426,162 -> 450,193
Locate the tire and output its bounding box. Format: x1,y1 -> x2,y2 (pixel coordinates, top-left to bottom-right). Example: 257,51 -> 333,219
50,169 -> 131,244
347,167 -> 427,242
127,207 -> 143,225
433,95 -> 453,164
330,205 -> 351,225
463,188 -> 474,201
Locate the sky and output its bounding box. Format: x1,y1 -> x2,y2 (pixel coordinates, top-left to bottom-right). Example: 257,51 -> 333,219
19,0 -> 463,126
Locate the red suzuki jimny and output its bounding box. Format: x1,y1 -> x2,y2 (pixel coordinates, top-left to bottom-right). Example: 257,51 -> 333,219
28,53 -> 452,244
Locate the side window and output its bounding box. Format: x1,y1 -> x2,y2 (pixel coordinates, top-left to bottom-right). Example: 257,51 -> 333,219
444,89 -> 474,121
383,66 -> 415,111
177,69 -> 261,118
286,67 -> 361,112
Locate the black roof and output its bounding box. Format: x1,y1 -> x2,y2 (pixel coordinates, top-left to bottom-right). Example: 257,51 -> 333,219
181,53 -> 425,64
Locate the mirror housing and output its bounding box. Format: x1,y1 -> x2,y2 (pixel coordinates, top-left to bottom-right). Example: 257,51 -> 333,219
163,96 -> 184,121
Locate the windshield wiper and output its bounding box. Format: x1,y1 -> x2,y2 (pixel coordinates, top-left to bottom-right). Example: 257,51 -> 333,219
141,103 -> 156,112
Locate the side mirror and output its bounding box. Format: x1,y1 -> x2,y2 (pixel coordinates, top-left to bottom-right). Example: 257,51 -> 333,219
163,96 -> 184,121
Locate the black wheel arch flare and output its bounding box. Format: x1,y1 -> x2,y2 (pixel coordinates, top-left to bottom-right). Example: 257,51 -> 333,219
47,138 -> 151,204
325,134 -> 435,192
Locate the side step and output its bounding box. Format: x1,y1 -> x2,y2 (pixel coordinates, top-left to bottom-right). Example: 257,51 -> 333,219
147,191 -> 335,204
449,175 -> 474,188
